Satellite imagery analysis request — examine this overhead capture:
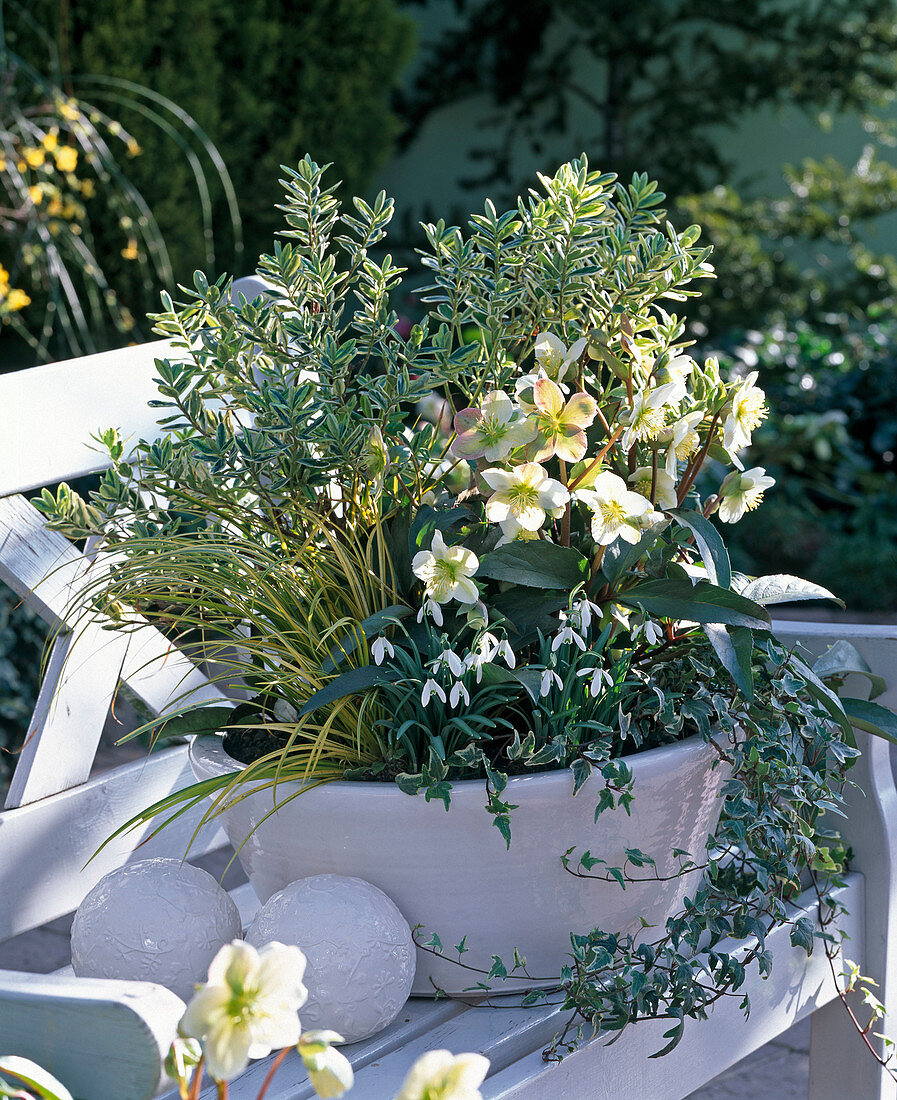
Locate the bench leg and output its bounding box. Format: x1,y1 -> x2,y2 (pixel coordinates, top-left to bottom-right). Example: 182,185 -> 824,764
808,734 -> 897,1100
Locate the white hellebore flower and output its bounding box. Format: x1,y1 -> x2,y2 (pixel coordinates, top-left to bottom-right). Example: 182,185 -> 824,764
396,1049 -> 490,1100
628,466 -> 678,511
576,471 -> 653,546
723,371 -> 768,455
298,1030 -> 354,1099
482,462 -> 568,537
534,331 -> 588,383
412,530 -> 480,606
662,410 -> 705,477
179,940 -> 307,1082
717,467 -> 775,523
451,390 -> 537,461
618,381 -> 685,451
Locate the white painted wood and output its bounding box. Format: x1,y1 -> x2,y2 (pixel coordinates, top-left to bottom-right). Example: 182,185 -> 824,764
5,619 -> 126,808
0,494 -> 226,805
0,969 -> 184,1100
0,745 -> 226,941
0,339 -> 176,496
773,622 -> 897,1100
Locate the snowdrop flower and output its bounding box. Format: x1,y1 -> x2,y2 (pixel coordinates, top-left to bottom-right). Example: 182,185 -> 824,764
179,940 -> 307,1081
618,381 -> 683,451
722,371 -> 768,454
449,680 -> 471,708
421,678 -> 447,706
534,331 -> 588,383
628,466 -> 678,510
528,377 -> 598,464
552,611 -> 587,652
644,619 -> 664,645
716,467 -> 775,523
435,649 -> 465,678
577,665 -> 613,698
482,462 -> 568,536
451,390 -> 536,461
575,471 -> 653,545
412,531 -> 480,606
417,599 -> 445,626
298,1031 -> 354,1098
371,636 -> 395,665
540,668 -> 564,696
570,596 -> 602,634
396,1049 -> 490,1100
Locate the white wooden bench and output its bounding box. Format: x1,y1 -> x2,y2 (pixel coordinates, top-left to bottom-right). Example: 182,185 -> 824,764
1,313 -> 896,1099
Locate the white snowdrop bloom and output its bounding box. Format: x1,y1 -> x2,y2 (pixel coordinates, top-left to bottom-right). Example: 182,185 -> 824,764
396,1050 -> 490,1100
577,665 -> 613,698
540,668 -> 564,697
575,471 -> 653,546
644,620 -> 664,645
551,613 -> 587,652
449,680 -> 471,708
421,679 -> 447,707
717,467 -> 775,523
482,463 -> 569,536
434,649 -> 465,679
416,598 -> 445,626
570,597 -> 602,634
628,466 -> 678,510
371,636 -> 395,665
179,941 -> 307,1082
723,371 -> 768,454
412,530 -> 480,606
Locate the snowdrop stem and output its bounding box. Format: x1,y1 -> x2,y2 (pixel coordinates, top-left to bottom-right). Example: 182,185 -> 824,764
254,1048 -> 289,1100
188,1056 -> 205,1100
567,426 -> 624,491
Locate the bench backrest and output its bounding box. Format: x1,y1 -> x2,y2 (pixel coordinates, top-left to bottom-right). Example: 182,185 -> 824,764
0,275 -> 271,940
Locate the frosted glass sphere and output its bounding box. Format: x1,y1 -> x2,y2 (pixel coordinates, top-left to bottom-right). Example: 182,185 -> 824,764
246,874 -> 415,1042
71,858 -> 242,1002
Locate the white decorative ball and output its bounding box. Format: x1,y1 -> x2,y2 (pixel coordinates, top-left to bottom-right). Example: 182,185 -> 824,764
246,874 -> 415,1042
71,858 -> 242,1001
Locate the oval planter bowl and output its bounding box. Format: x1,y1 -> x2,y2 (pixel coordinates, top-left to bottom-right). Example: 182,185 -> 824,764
190,734 -> 730,996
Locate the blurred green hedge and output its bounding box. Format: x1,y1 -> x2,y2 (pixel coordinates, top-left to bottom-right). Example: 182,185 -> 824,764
11,0 -> 415,293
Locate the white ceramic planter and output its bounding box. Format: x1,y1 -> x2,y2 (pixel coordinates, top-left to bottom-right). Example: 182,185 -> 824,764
190,734 -> 729,996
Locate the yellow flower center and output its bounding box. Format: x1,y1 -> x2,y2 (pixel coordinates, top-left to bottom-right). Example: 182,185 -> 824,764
507,482 -> 540,514
599,499 -> 627,526
735,388 -> 767,433
743,486 -> 766,511
630,406 -> 667,442
675,429 -> 699,460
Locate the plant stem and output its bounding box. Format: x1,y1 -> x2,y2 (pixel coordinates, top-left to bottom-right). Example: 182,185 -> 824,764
255,1047 -> 290,1100
188,1056 -> 205,1100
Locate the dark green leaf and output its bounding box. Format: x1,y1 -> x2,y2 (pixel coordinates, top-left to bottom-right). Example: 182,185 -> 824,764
601,523 -> 667,585
149,704 -> 235,740
704,624 -> 754,700
298,664 -> 402,718
841,697 -> 897,745
320,604 -> 412,674
477,541 -> 588,588
617,579 -> 770,629
670,508 -> 731,588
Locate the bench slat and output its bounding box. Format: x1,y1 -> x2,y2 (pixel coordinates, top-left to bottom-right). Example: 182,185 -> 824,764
0,745 -> 226,941
0,339 -> 176,496
0,969 -> 184,1100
